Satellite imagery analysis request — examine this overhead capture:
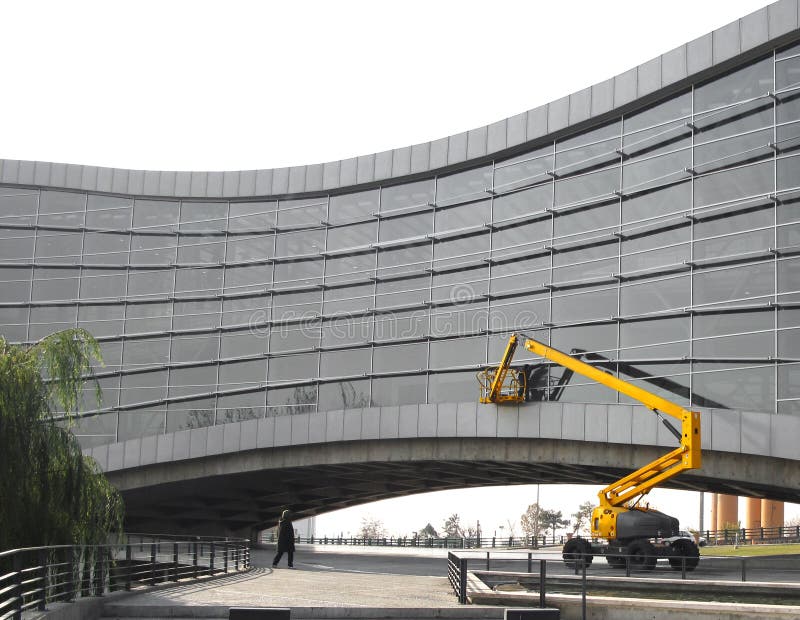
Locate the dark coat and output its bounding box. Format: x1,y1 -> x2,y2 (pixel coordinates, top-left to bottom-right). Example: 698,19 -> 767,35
276,518 -> 295,553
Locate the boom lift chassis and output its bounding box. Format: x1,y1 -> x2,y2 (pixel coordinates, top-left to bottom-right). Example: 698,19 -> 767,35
478,334 -> 702,571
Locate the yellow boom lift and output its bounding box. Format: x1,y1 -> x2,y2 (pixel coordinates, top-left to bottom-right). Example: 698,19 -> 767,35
478,333 -> 702,570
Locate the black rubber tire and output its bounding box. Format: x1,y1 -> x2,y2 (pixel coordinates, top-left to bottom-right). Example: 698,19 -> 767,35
605,553 -> 626,569
668,538 -> 700,571
562,537 -> 593,569
627,539 -> 657,571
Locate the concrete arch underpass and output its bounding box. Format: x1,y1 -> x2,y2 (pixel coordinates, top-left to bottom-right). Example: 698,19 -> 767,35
89,401 -> 800,536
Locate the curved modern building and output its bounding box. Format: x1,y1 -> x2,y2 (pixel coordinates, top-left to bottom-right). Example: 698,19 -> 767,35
1,1 -> 799,530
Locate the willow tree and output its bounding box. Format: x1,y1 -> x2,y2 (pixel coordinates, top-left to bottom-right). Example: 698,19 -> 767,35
0,329 -> 124,550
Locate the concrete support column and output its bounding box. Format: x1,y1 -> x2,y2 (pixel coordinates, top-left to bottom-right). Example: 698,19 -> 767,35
715,494 -> 738,531
710,493 -> 717,533
761,500 -> 784,530
744,497 -> 762,531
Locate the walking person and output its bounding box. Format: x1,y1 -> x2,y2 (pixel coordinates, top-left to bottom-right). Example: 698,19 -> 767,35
272,509 -> 296,568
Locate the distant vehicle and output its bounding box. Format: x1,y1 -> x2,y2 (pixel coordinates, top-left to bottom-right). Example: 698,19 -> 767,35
674,530 -> 707,547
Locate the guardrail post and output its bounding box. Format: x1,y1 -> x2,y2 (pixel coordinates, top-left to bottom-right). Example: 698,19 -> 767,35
37,547 -> 47,610
172,543 -> 179,581
581,559 -> 587,620
210,542 -> 215,575
150,543 -> 157,586
13,553 -> 22,620
459,557 -> 467,604
539,559 -> 546,608
224,541 -> 229,573
125,545 -> 132,591
681,554 -> 686,580
485,551 -> 490,571
193,541 -> 199,578
527,552 -> 532,573
66,547 -> 76,601
741,557 -> 747,582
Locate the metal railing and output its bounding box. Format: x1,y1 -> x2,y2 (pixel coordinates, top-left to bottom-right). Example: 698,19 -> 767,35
263,533 -> 568,549
0,534 -> 250,620
701,525 -> 800,546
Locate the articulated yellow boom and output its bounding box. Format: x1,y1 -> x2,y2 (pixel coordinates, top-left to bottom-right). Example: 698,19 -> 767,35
477,334 -> 525,404
480,334 -> 701,541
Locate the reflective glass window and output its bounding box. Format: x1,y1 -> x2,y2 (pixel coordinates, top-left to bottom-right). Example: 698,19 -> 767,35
32,267 -> 79,301
78,304 -> 124,338
427,371 -> 476,403
319,379 -> 370,410
622,149 -> 691,192
170,333 -> 219,363
272,291 -> 320,321
321,315 -> 372,347
173,300 -> 220,331
124,302 -> 172,335
167,398 -> 215,433
429,336 -> 485,369
325,253 -> 376,285
327,222 -> 375,251
620,274 -> 688,316
123,337 -> 170,368
622,182 -> 690,226
83,232 -> 129,265
693,203 -> 774,260
267,352 -> 319,383
373,309 -> 427,342
370,374 -> 426,407
86,194 -> 132,229
29,305 -> 76,340
778,256 -> 800,302
224,263 -> 272,294
694,56 -> 772,112
379,212 -> 432,243
554,169 -> 619,208
222,295 -> 270,328
381,180 -> 435,213
269,324 -> 319,353
0,190 -> 37,226
329,189 -> 379,224
35,231 -> 83,263
218,358 -> 267,389
127,266 -> 174,300
556,121 -> 621,175
492,185 -> 552,223
168,364 -> 217,399
430,302 -> 488,337
179,201 -> 227,232
554,199 -> 618,242
621,226 -> 690,273
174,265 -> 223,297
0,266 -> 31,303
432,267 -> 488,303
71,410 -> 118,448
228,201 -> 276,232
373,342 -> 427,373
692,362 -> 774,413
217,392 -> 266,423
120,370 -> 168,406
132,199 -> 179,232
490,255 -> 550,295
227,234 -> 273,262
80,268 -> 127,300
38,190 -> 85,226
178,235 -> 225,265
492,220 -> 550,260
118,409 -> 166,440
277,197 -> 327,227
267,384 -> 317,416
693,310 -> 774,358
0,306 -> 28,342
489,293 -> 548,332
435,200 -> 490,233
323,283 -> 374,315
275,229 -> 325,256
552,243 -> 618,282
433,234 -> 490,269
378,245 -> 430,277
552,323 -> 617,356
0,228 -> 35,260
494,147 -> 553,193
376,275 -> 429,309
436,166 -> 492,207
130,234 -> 177,265
220,328 -> 267,358
693,262 -> 773,308
320,347 -> 371,377
619,316 -> 690,359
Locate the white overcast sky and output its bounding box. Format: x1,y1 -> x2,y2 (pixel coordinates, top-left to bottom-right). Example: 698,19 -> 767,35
4,0 -> 798,534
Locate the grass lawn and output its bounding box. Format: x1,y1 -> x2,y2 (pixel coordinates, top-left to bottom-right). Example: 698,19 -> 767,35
701,543 -> 800,556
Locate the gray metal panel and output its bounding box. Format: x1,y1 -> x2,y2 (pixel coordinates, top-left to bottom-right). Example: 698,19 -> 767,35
274,415 -> 292,446
255,169 -> 273,195
2,160 -> 19,183
476,403 -> 498,437
638,56 -> 662,97
271,167 -> 290,195
740,411 -> 770,455
374,150 -> 393,180
527,106 -> 547,141
81,166 -> 98,191
713,20 -> 742,64
357,154 -> 375,184
562,403 -> 585,440
412,141 -> 433,173
339,158 -> 358,187
139,438 -> 156,467
143,170 -> 160,195
418,403 -> 437,437
18,161 -> 35,186
305,163 -> 323,192
631,407 -> 657,445
173,429 -> 190,460
65,164 -> 82,188
96,167 -> 113,193
156,434 -> 173,463
176,171 -> 192,196
687,33 -> 713,75
288,166 -> 306,194
771,413 -> 800,459
223,422 -> 241,453
189,427 -> 208,458
710,409 -> 741,453
429,138 -> 448,169
223,171 -> 240,197
591,79 -> 614,117
159,170 -> 176,196
437,402 -> 458,436
391,146 -> 412,177
51,163 -> 67,187
467,127 -> 488,160
256,416 -> 275,448
448,132 -> 468,165
456,401 -> 477,437
308,411 -> 326,444
361,407 -> 380,439
769,0 -> 799,38
90,445 -> 109,471
607,404 -> 633,444
123,439 -> 140,469
291,412 -> 310,444
741,7 -> 770,52
343,409 -> 361,440
661,45 -> 688,87
34,161 -> 49,186
379,405 -> 400,438
398,404 -> 419,437
241,418 -> 258,451
507,112 -> 527,147
207,171 -> 224,197
111,168 -> 128,194
108,442 -> 124,470
539,402 -> 562,439
322,161 -> 340,190
496,404 -> 519,437
614,68 -> 638,108
517,404 -> 540,438
207,425 -> 224,455
584,404 -> 608,442
325,409 -> 344,442
239,170 -> 256,196
547,96 -> 570,134
487,119 -> 507,153
568,88 -> 592,125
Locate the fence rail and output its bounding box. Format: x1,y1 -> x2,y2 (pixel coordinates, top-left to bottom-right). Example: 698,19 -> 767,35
0,534 -> 250,620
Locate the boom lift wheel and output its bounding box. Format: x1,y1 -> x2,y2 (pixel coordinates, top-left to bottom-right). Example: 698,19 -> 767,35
668,538 -> 700,571
626,539 -> 657,571
562,537 -> 593,569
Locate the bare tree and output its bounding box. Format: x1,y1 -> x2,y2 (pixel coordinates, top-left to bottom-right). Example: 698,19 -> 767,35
521,503 -> 543,542
357,516 -> 386,539
571,501 -> 595,535
443,513 -> 464,537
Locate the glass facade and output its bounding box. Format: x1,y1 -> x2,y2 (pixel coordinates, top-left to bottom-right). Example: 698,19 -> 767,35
3,42 -> 800,447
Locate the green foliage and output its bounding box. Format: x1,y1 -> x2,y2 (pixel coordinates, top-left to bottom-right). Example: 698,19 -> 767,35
442,513 -> 464,537
539,508 -> 570,536
571,501 -> 595,534
0,329 -> 124,550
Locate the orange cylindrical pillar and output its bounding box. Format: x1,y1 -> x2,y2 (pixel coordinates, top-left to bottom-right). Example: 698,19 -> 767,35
744,497 -> 762,531
762,500 -> 784,530
710,493 -> 717,534
716,494 -> 739,531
